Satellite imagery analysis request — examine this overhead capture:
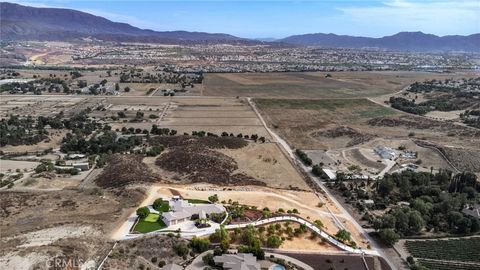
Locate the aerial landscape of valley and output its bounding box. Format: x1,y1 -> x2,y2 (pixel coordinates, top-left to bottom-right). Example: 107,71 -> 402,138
0,1 -> 479,270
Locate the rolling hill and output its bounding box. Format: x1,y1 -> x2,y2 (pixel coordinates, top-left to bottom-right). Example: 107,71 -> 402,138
0,2 -> 246,43
279,32 -> 480,52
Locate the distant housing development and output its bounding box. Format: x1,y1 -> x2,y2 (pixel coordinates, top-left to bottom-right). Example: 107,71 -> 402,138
161,197 -> 226,226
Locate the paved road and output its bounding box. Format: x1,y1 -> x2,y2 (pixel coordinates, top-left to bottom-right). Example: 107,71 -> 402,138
225,216 -> 379,256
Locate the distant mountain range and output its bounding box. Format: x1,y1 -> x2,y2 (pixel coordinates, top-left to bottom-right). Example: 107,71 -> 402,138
279,32 -> 480,52
1,2 -> 478,52
0,2 -> 249,44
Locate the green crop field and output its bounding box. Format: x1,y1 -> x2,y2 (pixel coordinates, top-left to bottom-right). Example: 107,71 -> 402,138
405,238 -> 480,263
406,238 -> 480,270
417,259 -> 480,270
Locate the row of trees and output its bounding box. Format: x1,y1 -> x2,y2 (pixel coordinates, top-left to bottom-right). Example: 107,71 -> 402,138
221,132 -> 266,142
295,149 -> 313,166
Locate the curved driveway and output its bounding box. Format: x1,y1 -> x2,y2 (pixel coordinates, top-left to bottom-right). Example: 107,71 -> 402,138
225,215 -> 379,256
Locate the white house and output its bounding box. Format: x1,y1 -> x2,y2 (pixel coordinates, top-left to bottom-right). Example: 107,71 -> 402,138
161,198 -> 226,226
213,253 -> 260,270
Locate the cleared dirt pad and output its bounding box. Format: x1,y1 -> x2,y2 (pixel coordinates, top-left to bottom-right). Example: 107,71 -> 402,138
0,160 -> 39,172
345,148 -> 385,171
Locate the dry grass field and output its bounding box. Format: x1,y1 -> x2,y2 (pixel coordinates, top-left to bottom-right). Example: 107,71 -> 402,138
254,97 -> 480,174
218,143 -> 308,190
255,98 -> 397,149
203,71 -> 474,98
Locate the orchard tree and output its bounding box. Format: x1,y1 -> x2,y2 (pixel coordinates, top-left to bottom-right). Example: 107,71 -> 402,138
266,235 -> 282,248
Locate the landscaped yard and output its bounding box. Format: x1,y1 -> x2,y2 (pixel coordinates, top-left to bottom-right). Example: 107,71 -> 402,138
133,213 -> 167,233
154,201 -> 171,212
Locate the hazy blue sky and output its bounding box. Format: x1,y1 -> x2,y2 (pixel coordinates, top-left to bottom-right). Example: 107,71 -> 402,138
9,0 -> 480,38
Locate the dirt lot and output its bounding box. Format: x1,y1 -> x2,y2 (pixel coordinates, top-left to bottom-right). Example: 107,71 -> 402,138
204,71 -> 471,99
0,187 -> 146,269
0,160 -> 39,173
218,143 -> 309,190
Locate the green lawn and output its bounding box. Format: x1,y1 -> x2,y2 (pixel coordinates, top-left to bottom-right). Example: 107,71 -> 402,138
144,213 -> 160,222
186,198 -> 211,204
134,213 -> 167,233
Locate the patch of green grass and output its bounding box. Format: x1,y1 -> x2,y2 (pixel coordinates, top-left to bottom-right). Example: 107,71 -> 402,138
353,107 -> 396,119
134,214 -> 167,233
144,213 -> 159,223
186,198 -> 211,204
